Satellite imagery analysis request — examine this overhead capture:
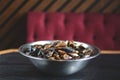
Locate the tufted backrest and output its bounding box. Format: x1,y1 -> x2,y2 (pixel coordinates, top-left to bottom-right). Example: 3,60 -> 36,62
27,12 -> 120,50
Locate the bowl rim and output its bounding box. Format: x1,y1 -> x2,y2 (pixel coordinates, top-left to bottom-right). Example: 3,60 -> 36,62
18,40 -> 100,62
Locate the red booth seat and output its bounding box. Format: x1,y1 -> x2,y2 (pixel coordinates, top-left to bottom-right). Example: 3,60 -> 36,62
27,12 -> 120,50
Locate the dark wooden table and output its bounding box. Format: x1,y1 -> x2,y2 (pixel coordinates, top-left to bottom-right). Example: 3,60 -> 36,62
0,52 -> 120,80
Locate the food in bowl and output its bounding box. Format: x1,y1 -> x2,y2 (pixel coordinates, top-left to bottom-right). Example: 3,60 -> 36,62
23,40 -> 94,60
19,40 -> 100,76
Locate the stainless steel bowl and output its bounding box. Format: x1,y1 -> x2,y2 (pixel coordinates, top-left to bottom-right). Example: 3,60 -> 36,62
18,40 -> 100,76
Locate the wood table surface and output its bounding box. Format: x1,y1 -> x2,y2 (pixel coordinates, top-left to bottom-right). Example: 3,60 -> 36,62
0,50 -> 120,80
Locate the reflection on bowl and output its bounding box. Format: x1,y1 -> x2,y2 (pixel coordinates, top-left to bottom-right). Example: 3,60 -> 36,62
18,40 -> 100,76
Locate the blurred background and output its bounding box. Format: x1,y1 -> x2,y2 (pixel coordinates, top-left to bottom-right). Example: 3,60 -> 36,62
0,0 -> 120,50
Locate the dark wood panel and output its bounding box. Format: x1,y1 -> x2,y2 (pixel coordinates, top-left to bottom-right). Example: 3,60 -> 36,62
0,0 -> 10,11
61,0 -> 80,12
90,0 -> 110,13
0,0 -> 24,25
34,0 -> 53,11
75,0 -> 95,13
47,0 -> 67,12
103,0 -> 120,13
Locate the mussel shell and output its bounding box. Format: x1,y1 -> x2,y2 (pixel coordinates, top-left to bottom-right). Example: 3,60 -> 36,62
58,47 -> 75,53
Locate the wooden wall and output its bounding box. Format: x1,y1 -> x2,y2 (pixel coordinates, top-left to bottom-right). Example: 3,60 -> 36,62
0,0 -> 120,50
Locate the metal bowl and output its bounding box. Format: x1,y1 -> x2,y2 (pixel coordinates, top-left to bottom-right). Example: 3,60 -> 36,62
18,40 -> 100,76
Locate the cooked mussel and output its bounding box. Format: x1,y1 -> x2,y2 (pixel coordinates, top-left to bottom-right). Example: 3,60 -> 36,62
23,40 -> 94,60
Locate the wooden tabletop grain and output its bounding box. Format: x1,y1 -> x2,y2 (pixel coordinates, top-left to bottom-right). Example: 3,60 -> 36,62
0,52 -> 120,80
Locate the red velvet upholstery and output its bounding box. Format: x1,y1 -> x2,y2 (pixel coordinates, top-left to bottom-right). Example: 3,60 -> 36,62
27,12 -> 120,50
